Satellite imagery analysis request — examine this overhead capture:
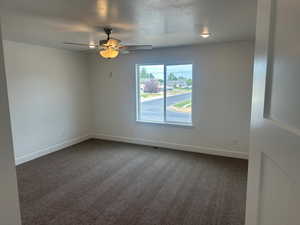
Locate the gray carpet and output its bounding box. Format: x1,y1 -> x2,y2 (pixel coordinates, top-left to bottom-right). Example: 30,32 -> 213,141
16,139 -> 248,225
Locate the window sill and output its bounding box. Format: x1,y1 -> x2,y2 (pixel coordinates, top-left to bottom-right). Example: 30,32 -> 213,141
136,120 -> 194,128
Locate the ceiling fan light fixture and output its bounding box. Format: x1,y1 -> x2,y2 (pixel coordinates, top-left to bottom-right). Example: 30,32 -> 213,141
64,27 -> 152,59
99,47 -> 119,59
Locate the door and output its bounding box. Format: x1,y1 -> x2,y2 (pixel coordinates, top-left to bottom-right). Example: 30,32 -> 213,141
0,20 -> 22,225
246,0 -> 300,224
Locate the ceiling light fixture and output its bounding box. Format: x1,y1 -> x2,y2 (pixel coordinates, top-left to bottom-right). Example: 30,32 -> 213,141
200,32 -> 211,38
89,42 -> 96,49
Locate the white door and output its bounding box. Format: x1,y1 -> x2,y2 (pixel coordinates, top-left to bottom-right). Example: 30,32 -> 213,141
246,0 -> 300,224
0,20 -> 22,225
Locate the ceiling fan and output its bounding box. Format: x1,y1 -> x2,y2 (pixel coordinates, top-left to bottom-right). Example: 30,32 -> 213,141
64,27 -> 152,59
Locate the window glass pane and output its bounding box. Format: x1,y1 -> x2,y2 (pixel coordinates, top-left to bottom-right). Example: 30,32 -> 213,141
166,64 -> 192,123
138,65 -> 164,122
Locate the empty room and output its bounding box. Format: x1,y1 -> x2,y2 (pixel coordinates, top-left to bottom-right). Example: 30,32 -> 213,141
1,0 -> 300,225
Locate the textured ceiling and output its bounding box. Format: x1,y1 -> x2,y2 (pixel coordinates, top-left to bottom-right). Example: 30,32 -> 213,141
0,0 -> 257,50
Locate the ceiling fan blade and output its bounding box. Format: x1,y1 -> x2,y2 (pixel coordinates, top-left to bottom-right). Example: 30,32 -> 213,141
64,42 -> 98,47
120,50 -> 131,54
121,45 -> 152,51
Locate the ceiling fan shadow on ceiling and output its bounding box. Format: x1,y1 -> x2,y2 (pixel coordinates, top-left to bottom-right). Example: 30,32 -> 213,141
64,27 -> 153,59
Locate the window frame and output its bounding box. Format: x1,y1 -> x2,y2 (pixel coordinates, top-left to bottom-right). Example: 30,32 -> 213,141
135,63 -> 194,127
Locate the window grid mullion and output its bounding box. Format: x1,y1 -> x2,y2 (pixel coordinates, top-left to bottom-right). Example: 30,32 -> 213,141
163,64 -> 167,122
137,65 -> 141,121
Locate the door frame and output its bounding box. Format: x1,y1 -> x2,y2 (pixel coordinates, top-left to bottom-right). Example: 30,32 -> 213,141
0,19 -> 22,225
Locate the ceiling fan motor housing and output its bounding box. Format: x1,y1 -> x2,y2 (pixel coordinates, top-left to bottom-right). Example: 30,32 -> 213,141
104,27 -> 112,38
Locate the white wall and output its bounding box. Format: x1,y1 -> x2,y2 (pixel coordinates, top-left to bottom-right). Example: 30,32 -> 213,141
3,41 -> 92,164
89,41 -> 254,158
3,40 -> 253,164
0,23 -> 22,225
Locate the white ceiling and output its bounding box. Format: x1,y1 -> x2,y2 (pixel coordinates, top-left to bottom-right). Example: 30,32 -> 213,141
0,0 -> 257,51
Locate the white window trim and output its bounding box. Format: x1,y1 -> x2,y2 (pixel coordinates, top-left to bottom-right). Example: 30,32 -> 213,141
135,63 -> 194,127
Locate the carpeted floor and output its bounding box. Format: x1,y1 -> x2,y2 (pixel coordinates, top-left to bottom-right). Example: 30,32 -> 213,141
16,139 -> 248,225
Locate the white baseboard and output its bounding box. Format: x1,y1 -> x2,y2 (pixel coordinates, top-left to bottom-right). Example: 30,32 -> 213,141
93,133 -> 248,160
15,134 -> 92,165
15,133 -> 248,165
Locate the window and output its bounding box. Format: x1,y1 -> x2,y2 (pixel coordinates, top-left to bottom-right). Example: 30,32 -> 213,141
136,64 -> 193,125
